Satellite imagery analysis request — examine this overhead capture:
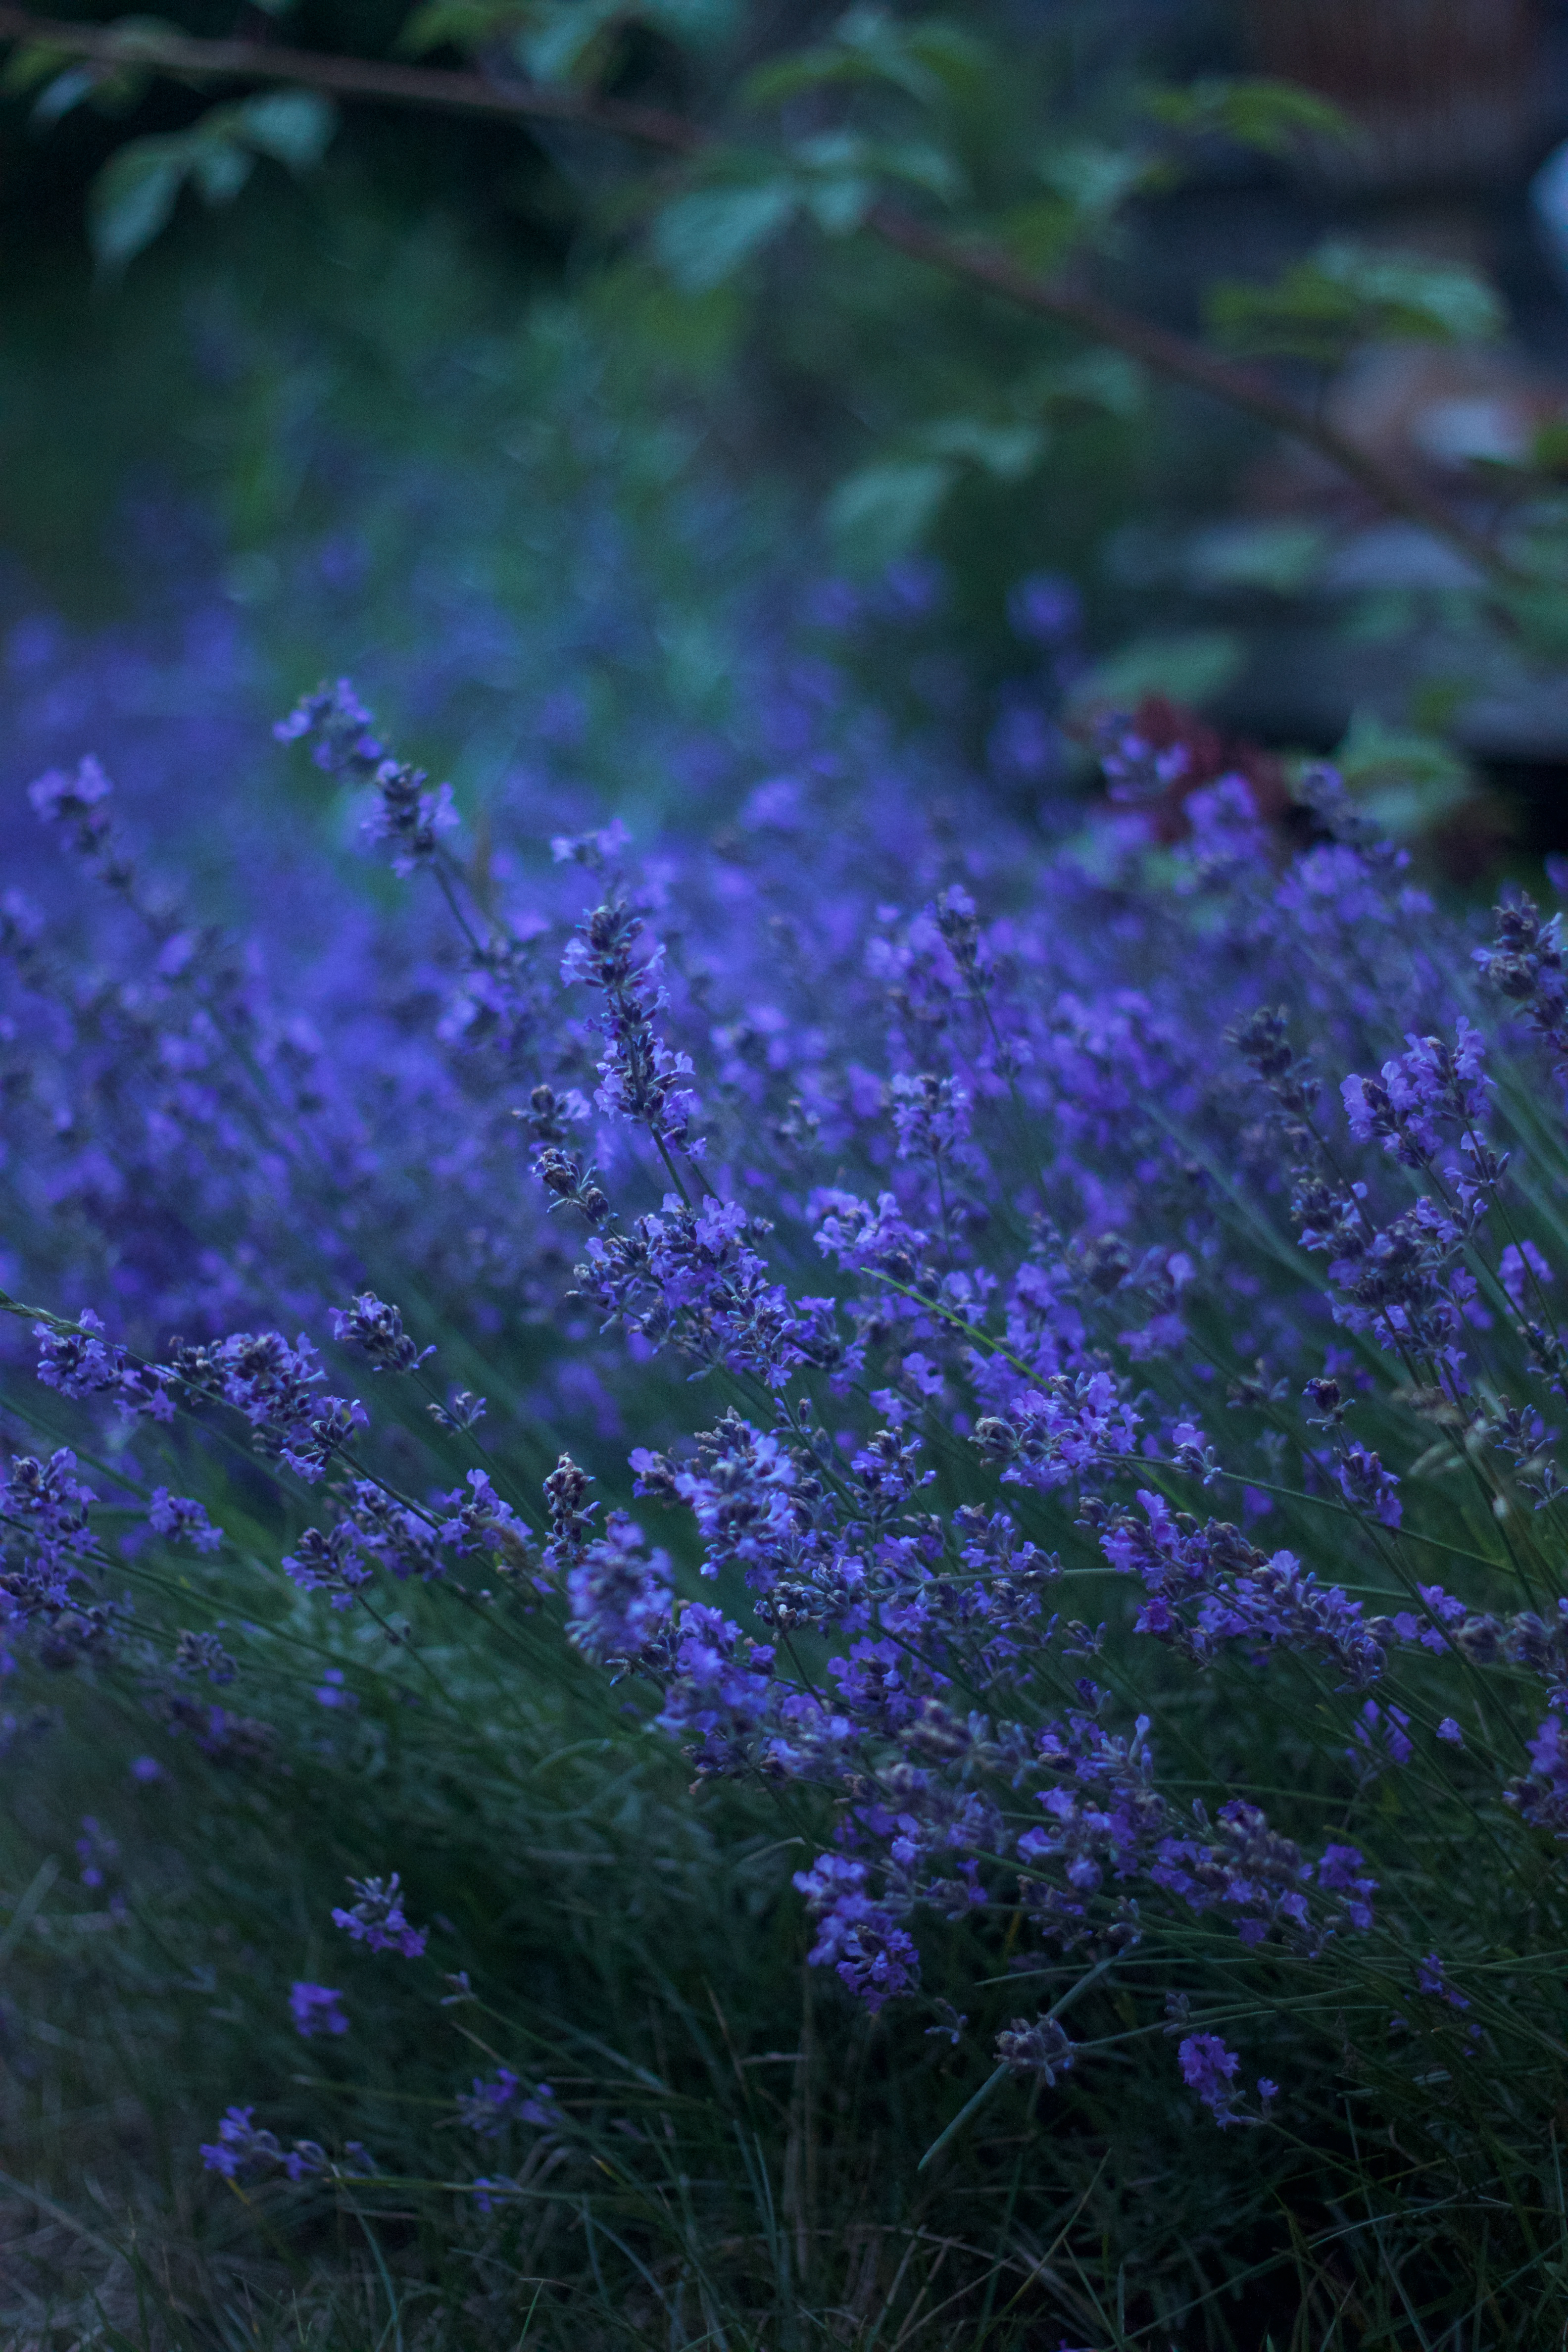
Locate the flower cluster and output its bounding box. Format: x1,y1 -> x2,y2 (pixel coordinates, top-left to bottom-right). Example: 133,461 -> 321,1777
330,1873 -> 428,1958
15,641 -> 1568,2197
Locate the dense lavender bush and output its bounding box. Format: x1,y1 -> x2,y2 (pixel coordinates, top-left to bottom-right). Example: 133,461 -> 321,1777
4,645 -> 1568,2344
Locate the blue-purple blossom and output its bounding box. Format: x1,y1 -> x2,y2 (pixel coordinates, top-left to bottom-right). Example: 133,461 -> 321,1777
1341,1021 -> 1490,1168
456,2069 -> 557,2136
328,1293 -> 435,1373
331,1873 -> 428,1958
565,1513 -> 673,1665
793,1853 -> 920,2009
995,2012 -> 1076,2083
199,2104 -> 327,2181
148,1491 -> 224,1553
16,601 -> 1568,2238
75,1815 -> 119,1889
1416,1953 -> 1470,2011
1177,2033 -> 1247,2128
290,1982 -> 349,2038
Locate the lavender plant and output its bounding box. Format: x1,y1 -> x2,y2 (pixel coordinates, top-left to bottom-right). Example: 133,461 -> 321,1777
4,660 -> 1568,2345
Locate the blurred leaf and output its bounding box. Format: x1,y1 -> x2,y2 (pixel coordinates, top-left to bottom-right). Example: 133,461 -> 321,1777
1331,712 -> 1473,835
994,193 -> 1079,272
916,416 -> 1043,478
1184,519 -> 1330,594
790,129 -> 962,227
3,38 -> 72,94
1333,710 -> 1469,796
828,456 -> 955,567
1210,243 -> 1503,364
30,63 -> 102,123
190,138 -> 254,204
84,91 -> 338,271
1035,349 -> 1145,418
1499,580 -> 1568,660
645,0 -> 738,38
398,0 -> 525,54
520,0 -> 625,81
233,92 -> 338,171
1073,629 -> 1245,712
800,172 -> 873,236
651,180 -> 798,291
1530,417 -> 1568,480
744,6 -> 986,110
1036,140 -> 1148,224
1146,75 -> 1353,156
513,0 -> 735,82
88,138 -> 188,268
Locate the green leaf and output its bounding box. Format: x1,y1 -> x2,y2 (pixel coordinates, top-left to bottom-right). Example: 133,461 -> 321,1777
643,0 -> 738,39
1072,629 -> 1245,712
743,6 -> 987,110
651,181 -> 798,291
787,129 -> 962,232
1209,242 -> 1503,364
1035,140 -> 1148,223
1146,75 -> 1353,156
3,39 -> 73,95
397,0 -> 523,55
87,138 -> 189,268
190,136 -> 254,204
1184,519 -> 1329,594
915,416 -> 1043,479
517,0 -> 624,83
1332,711 -> 1470,815
827,457 -> 955,568
233,90 -> 338,170
30,63 -> 101,123
1034,349 -> 1145,418
800,174 -> 874,236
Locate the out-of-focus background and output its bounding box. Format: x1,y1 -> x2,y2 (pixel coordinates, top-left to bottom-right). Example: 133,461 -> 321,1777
8,0 -> 1568,883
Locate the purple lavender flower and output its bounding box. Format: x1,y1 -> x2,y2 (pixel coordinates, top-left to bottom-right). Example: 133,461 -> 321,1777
1416,1953 -> 1470,2011
174,1628 -> 237,1686
328,1293 -> 435,1374
565,1514 -> 673,1665
75,1815 -> 119,1889
331,1872 -> 428,1958
1474,893 -> 1568,1062
1334,1443 -> 1403,1530
200,2104 -> 327,2181
148,1491 -> 224,1554
1505,1715 -> 1568,1836
793,1854 -> 920,2010
560,898 -> 700,1153
1177,2033 -> 1246,2127
290,1982 -> 349,2038
456,2069 -> 557,2136
1340,1021 -> 1490,1168
995,2012 -> 1076,2083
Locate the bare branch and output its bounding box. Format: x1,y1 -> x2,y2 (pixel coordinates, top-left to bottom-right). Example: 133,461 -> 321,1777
0,6 -> 704,148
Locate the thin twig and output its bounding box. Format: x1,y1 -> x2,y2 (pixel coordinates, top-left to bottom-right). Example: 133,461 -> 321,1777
0,5 -> 703,147
0,5 -> 1520,585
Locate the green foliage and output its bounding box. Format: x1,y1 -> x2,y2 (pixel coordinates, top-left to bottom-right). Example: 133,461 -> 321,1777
1143,73 -> 1354,157
740,5 -> 991,111
88,92 -> 337,268
649,130 -> 962,294
1332,710 -> 1475,838
1209,241 -> 1505,365
1071,625 -> 1245,712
